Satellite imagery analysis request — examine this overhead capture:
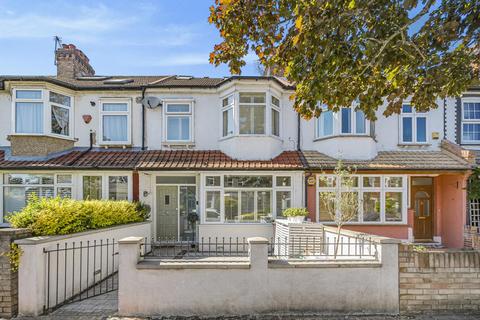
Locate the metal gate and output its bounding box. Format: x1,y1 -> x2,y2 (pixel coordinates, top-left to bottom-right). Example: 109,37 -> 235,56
43,239 -> 118,314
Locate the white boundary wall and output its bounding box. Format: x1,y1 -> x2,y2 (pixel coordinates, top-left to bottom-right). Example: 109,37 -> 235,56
16,221 -> 151,316
118,235 -> 400,316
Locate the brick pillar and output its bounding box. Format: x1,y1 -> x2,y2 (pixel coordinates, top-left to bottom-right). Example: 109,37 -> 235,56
0,228 -> 32,318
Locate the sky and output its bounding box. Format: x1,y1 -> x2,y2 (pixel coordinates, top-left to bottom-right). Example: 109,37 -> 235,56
0,0 -> 260,77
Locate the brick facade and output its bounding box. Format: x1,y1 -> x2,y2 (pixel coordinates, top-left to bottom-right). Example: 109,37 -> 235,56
0,228 -> 31,318
399,244 -> 480,313
464,226 -> 480,249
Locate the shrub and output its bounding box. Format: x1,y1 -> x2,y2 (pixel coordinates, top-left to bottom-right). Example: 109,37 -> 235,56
282,207 -> 309,217
7,196 -> 149,236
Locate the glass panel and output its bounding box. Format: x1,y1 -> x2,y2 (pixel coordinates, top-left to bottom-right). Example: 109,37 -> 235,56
102,103 -> 128,112
222,95 -> 233,107
179,186 -> 196,241
363,192 -> 381,222
108,176 -> 128,200
224,176 -> 272,188
49,91 -> 71,107
167,104 -> 190,113
103,115 -> 128,142
463,102 -> 480,120
276,191 -> 291,218
82,176 -> 102,200
341,108 -> 351,134
318,176 -> 336,188
240,191 -> 255,222
415,191 -> 430,217
16,90 -> 42,99
239,105 -> 265,134
167,116 -> 190,141
355,110 -> 366,134
56,174 -> 72,184
239,93 -> 265,104
205,191 -> 221,222
4,187 -> 27,214
224,191 -> 239,223
317,110 -> 333,137
463,123 -> 480,141
412,177 -> 433,186
257,190 -> 271,222
57,187 -> 72,198
319,192 -> 335,221
402,117 -> 413,142
51,105 -> 69,136
205,176 -> 221,187
15,102 -> 43,134
272,108 -> 280,136
402,104 -> 412,113
385,177 -> 403,188
276,176 -> 291,187
4,174 -> 54,185
271,96 -> 280,107
341,192 -> 359,221
222,108 -> 234,136
341,176 -> 358,188
385,192 -> 402,221
363,176 -> 380,188
416,117 -> 427,142
156,176 -> 196,184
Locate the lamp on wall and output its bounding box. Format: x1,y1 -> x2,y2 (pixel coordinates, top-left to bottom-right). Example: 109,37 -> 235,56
143,191 -> 150,197
90,101 -> 96,107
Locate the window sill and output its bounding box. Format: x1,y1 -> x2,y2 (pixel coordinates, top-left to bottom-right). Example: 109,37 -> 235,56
219,134 -> 282,142
8,133 -> 77,142
162,141 -> 196,148
397,143 -> 431,147
319,222 -> 407,226
313,134 -> 374,142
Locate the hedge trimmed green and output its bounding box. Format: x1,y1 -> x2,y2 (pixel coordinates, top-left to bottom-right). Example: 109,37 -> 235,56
282,207 -> 309,217
7,196 -> 149,236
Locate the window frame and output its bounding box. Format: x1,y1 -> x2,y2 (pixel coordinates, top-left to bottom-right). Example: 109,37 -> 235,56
400,104 -> 428,144
340,106 -> 369,136
80,172 -> 132,201
49,91 -> 73,138
221,94 -> 235,137
316,174 -> 407,224
270,95 -> 281,137
99,98 -> 132,145
461,98 -> 480,144
315,106 -> 335,139
163,99 -> 194,143
238,92 -> 267,135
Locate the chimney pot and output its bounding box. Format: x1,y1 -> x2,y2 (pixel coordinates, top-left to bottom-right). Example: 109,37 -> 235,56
55,43 -> 95,79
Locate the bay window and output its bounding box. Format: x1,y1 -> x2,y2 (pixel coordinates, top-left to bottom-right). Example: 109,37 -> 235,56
100,101 -> 131,145
461,99 -> 480,143
341,107 -> 367,134
239,93 -> 266,134
317,174 -> 407,223
164,101 -> 193,142
400,104 -> 427,144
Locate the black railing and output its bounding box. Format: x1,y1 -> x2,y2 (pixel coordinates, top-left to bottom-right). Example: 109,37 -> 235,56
43,239 -> 118,314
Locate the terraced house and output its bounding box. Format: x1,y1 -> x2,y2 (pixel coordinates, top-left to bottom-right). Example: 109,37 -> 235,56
0,44 -> 474,248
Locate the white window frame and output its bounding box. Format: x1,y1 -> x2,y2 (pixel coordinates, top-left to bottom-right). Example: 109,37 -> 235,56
316,174 -> 407,224
99,98 -> 132,145
11,88 -> 74,139
400,104 -> 428,144
340,106 -> 369,136
221,95 -> 235,137
238,92 -> 267,136
461,98 -> 480,144
163,99 -> 194,143
79,172 -> 132,201
315,106 -> 335,139
270,95 -> 281,137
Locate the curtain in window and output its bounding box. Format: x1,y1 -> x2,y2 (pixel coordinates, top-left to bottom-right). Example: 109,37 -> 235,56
15,102 -> 43,133
317,110 -> 333,137
51,105 -> 69,135
167,117 -> 190,141
103,115 -> 127,142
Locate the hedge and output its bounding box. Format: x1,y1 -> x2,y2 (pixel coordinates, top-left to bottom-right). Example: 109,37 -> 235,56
7,196 -> 150,236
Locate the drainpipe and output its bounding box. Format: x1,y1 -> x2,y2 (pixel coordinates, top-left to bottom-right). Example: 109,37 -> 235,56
304,172 -> 313,220
443,98 -> 446,139
297,113 -> 301,151
141,87 -> 147,150
66,130 -> 94,166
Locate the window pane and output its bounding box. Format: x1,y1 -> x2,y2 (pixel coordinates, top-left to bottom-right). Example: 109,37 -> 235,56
222,96 -> 233,107
363,176 -> 380,188
16,90 -> 42,99
319,176 -> 336,188
108,176 -> 128,200
276,191 -> 291,218
83,176 -> 102,200
4,187 -> 27,214
167,116 -> 190,141
224,191 -> 239,223
240,191 -> 255,222
167,104 -> 190,113
402,104 -> 412,113
463,103 -> 480,120
15,102 -> 43,134
239,93 -> 265,104
224,176 -> 272,188
271,96 -> 280,107
341,192 -> 359,221
272,108 -> 280,136
156,176 -> 196,184
205,191 -> 221,222
355,110 -> 366,134
276,176 -> 291,187
363,192 -> 380,222
205,176 -> 220,187
240,105 -> 265,134
102,103 -> 128,112
319,192 -> 335,221
341,108 -> 351,133
317,110 -> 333,137
57,187 -> 72,198
5,174 -> 54,185
341,176 -> 358,188
49,92 -> 71,107
385,177 -> 403,188
402,117 -> 413,142
385,192 -> 402,221
57,174 -> 72,184
51,105 -> 69,136
222,108 -> 234,136
253,106 -> 265,134
416,117 -> 427,142
257,191 -> 271,221
463,123 -> 480,141
103,115 -> 128,142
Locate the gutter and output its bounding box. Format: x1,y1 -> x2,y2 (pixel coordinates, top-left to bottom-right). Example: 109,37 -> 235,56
297,114 -> 301,151
141,86 -> 147,150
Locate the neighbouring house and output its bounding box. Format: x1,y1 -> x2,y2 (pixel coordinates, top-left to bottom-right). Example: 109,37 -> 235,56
0,43 -> 474,248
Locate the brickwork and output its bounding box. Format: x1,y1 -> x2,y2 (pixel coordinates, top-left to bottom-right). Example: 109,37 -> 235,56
8,135 -> 74,157
0,228 -> 31,318
399,244 -> 480,313
464,226 -> 480,249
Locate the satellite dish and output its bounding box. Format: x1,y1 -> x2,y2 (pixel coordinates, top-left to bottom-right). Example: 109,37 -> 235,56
143,97 -> 162,109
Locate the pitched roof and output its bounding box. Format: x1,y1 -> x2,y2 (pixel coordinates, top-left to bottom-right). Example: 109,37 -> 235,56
0,150 -> 304,171
302,150 -> 472,171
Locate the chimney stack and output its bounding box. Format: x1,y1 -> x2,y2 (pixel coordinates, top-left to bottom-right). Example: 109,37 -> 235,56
55,44 -> 95,79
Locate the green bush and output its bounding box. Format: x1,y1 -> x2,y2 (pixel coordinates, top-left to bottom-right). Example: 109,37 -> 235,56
7,196 -> 149,236
282,207 -> 309,217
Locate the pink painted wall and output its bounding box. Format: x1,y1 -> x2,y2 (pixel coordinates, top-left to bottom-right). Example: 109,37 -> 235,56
306,182 -> 317,222
342,225 -> 409,239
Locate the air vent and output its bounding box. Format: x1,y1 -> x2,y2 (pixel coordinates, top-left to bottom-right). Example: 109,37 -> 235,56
175,75 -> 193,80
103,79 -> 134,85
76,76 -> 111,81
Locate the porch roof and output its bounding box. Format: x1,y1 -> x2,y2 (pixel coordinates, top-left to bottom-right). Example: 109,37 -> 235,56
302,150 -> 473,171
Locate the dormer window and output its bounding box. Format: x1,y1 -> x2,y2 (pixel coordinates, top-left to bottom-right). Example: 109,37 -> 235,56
239,93 -> 266,135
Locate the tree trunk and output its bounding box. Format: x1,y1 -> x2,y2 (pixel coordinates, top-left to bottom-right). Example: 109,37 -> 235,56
334,225 -> 342,259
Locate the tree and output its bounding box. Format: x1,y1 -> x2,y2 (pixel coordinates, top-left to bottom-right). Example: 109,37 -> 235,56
318,161 -> 359,258
209,0 -> 479,120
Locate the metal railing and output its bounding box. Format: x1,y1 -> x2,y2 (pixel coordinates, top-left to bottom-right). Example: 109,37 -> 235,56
43,239 -> 118,314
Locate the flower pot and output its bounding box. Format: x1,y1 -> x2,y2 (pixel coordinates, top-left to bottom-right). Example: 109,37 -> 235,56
287,216 -> 305,223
